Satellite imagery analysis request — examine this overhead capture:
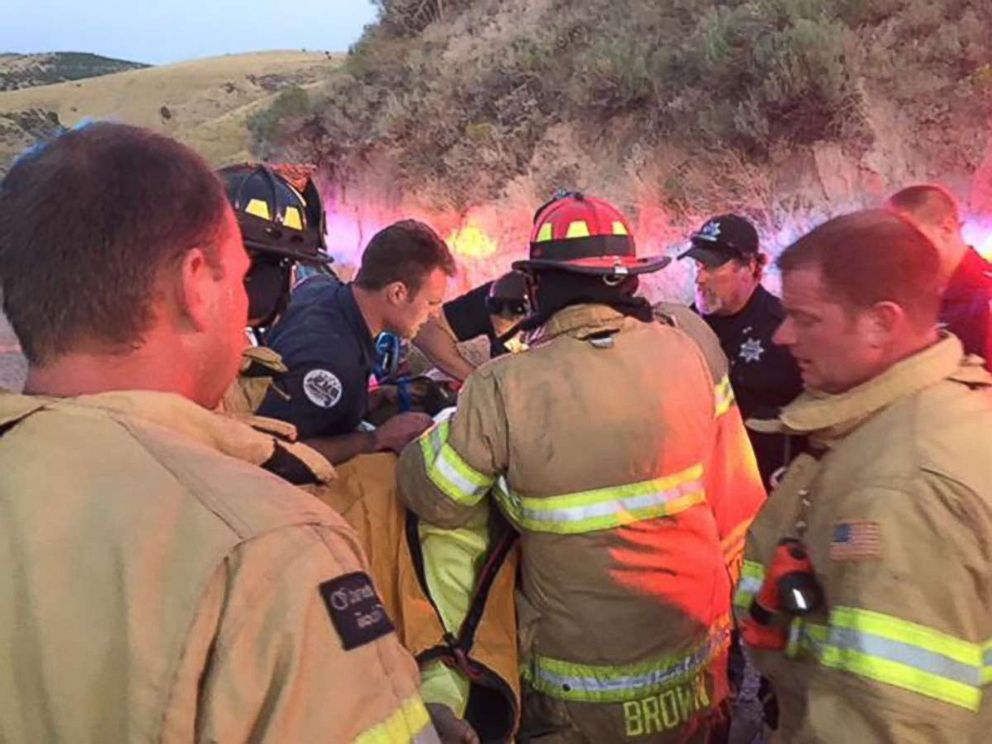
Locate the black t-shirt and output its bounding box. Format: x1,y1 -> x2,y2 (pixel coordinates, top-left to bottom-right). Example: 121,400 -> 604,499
442,281 -> 508,358
258,277 -> 376,439
941,247 -> 992,367
700,285 -> 805,488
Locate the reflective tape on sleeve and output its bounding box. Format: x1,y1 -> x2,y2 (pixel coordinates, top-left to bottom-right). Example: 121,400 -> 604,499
715,376 -> 735,418
420,419 -> 494,506
733,560 -> 765,610
816,606 -> 987,712
354,695 -> 434,744
493,464 -> 706,535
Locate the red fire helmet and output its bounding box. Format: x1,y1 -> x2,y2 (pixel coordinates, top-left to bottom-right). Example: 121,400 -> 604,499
513,192 -> 670,276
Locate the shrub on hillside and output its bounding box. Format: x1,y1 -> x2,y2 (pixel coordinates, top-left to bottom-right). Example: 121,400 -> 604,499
253,0 -> 991,208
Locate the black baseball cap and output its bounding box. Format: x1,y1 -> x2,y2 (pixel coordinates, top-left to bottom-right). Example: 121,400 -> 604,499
678,214 -> 760,268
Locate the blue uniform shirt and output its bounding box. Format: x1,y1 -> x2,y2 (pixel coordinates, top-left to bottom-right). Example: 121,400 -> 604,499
258,277 -> 376,439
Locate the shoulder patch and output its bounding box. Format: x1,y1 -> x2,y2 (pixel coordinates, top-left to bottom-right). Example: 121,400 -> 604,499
302,368 -> 343,409
319,572 -> 395,650
830,520 -> 881,561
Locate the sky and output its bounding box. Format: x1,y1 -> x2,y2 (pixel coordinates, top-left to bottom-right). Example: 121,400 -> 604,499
0,0 -> 379,65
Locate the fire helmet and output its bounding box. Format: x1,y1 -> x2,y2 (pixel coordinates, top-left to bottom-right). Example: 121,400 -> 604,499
485,271 -> 530,316
513,192 -> 669,277
217,163 -> 331,265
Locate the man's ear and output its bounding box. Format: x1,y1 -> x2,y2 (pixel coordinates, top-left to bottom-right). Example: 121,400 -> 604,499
864,301 -> 904,348
384,280 -> 409,306
176,247 -> 215,333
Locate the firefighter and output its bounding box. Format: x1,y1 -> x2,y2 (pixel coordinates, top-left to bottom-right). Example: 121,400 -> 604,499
214,171 -> 519,742
0,122 -> 436,743
414,271 -> 530,382
215,162 -> 335,414
398,192 -> 766,743
735,210 -> 992,743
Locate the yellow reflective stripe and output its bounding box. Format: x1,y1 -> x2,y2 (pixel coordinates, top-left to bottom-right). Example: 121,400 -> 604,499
420,419 -> 494,506
820,645 -> 980,711
566,220 -> 590,238
984,640 -> 992,684
354,695 -> 433,744
495,464 -> 705,535
720,519 -> 752,564
816,607 -> 985,711
733,559 -> 764,610
283,205 -> 303,230
527,622 -> 731,703
535,222 -> 553,242
830,607 -> 980,668
245,198 -> 271,220
784,618 -> 829,659
714,375 -> 735,417
612,220 -> 628,236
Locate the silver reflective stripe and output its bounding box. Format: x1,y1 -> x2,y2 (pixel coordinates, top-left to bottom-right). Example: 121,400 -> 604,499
531,629 -> 729,702
423,422 -> 491,505
431,449 -> 487,501
519,478 -> 702,525
828,626 -> 982,687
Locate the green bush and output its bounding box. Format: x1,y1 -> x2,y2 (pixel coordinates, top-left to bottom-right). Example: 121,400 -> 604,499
246,86 -> 312,159
250,0 -> 991,206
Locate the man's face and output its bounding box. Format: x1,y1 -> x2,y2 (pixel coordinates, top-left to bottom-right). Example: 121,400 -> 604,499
202,208 -> 251,404
386,267 -> 448,339
773,267 -> 883,394
693,257 -> 759,316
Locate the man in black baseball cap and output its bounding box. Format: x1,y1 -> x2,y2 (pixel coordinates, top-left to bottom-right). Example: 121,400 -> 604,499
679,214 -> 804,489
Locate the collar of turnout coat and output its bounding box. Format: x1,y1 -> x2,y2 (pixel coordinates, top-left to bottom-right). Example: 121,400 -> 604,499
0,389 -> 335,483
527,303 -> 630,346
747,334 -> 990,443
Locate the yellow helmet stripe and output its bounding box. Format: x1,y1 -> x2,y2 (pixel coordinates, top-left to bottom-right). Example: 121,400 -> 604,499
283,206 -> 303,230
245,198 -> 271,221
566,220 -> 590,239
535,222 -> 554,243
613,221 -> 628,236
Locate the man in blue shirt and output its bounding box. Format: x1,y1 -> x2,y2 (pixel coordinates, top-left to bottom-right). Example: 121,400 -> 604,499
259,219 -> 456,464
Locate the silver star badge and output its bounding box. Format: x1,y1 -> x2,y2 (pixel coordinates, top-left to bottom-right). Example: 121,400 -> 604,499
739,337 -> 764,363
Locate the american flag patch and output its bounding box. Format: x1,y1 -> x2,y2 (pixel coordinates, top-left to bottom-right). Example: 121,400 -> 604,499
830,521 -> 881,560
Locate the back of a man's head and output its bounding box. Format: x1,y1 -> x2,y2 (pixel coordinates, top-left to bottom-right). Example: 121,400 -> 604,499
886,184 -> 968,279
354,219 -> 456,294
777,209 -> 941,330
0,122 -> 229,366
887,184 -> 960,230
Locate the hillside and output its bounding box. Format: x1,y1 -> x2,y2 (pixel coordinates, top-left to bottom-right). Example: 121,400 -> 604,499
0,52 -> 147,91
255,0 -> 992,297
0,50 -> 344,172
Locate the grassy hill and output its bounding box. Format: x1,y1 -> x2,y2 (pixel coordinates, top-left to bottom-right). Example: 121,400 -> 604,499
0,50 -> 344,172
250,0 -> 992,297
0,52 -> 147,91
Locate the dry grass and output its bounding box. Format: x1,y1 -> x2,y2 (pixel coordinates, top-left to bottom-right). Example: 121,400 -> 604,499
0,51 -> 344,168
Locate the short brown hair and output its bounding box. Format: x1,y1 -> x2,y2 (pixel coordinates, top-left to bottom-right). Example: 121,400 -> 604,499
777,209 -> 940,328
354,219 -> 456,293
887,184 -> 960,227
0,122 -> 228,365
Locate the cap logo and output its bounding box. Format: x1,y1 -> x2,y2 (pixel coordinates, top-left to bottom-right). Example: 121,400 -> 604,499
696,220 -> 721,242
